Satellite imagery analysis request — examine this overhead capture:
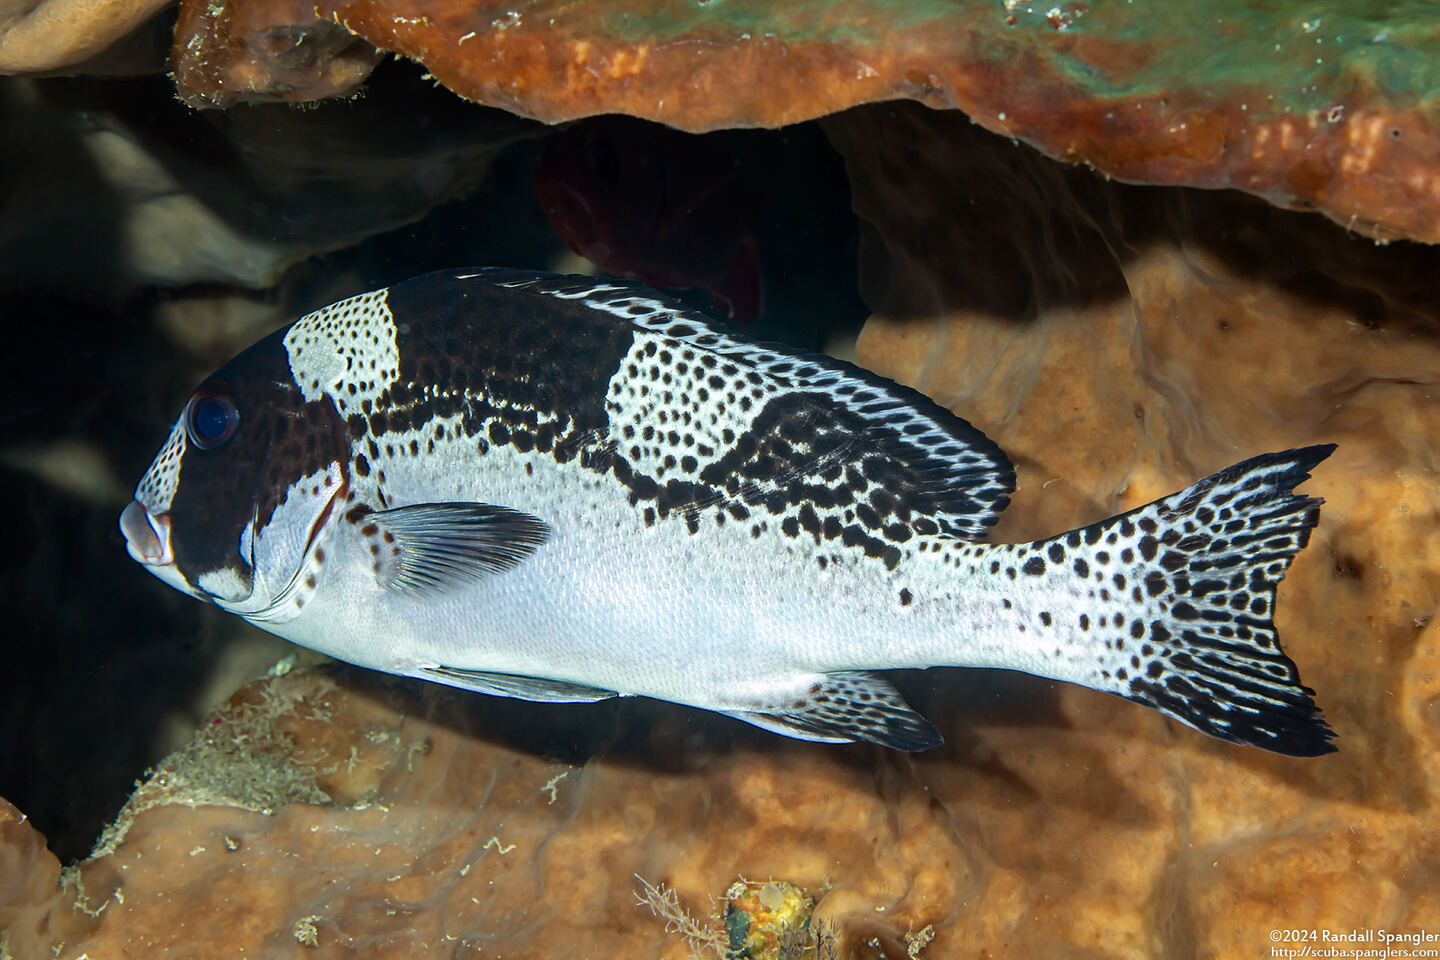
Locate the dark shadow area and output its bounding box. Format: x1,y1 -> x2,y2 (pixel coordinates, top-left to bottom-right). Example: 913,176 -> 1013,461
332,659 -> 1172,835
0,292 -> 238,863
829,102 -> 1440,340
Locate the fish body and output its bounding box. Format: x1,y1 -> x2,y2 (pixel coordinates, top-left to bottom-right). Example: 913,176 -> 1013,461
121,269 -> 1336,755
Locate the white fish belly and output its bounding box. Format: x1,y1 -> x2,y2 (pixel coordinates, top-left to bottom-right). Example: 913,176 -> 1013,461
269,429 -> 1084,711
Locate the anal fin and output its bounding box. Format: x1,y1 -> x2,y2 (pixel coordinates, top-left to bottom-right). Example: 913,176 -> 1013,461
726,712 -> 854,744
421,666 -> 618,703
727,671 -> 942,751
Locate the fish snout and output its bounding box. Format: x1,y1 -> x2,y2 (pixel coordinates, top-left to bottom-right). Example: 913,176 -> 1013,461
120,500 -> 174,566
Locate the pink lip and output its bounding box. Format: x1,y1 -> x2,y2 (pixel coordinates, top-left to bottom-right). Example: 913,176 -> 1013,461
120,501 -> 173,566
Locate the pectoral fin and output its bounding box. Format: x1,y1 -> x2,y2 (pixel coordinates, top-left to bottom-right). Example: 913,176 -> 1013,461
421,665 -> 618,703
370,501 -> 550,593
726,671 -> 942,751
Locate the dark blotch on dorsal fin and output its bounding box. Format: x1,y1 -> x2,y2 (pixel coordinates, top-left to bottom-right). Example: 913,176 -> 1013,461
687,387 -> 1013,544
371,501 -> 550,593
449,268 -> 1016,541
420,665 -> 617,703
729,671 -> 942,751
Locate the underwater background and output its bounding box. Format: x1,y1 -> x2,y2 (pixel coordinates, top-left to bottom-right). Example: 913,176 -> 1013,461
3,1 -> 1440,957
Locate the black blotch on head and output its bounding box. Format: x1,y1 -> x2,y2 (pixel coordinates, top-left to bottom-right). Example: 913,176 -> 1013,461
168,331 -> 349,591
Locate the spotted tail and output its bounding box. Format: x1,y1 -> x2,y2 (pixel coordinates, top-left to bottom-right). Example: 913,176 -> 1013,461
1057,445 -> 1337,756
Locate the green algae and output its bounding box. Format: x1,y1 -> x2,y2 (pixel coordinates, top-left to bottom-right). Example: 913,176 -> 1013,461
582,0 -> 1439,121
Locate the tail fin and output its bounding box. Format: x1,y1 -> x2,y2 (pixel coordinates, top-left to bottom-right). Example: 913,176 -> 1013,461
1078,446 -> 1337,756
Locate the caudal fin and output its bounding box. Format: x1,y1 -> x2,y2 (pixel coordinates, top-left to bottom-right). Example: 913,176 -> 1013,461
1074,446 -> 1337,756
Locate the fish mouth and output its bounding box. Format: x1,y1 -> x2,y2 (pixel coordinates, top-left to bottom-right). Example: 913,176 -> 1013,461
120,500 -> 174,566
120,500 -> 201,599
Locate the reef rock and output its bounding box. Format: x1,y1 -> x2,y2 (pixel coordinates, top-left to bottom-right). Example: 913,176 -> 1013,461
0,665 -> 986,958
170,0 -> 1440,243
5,100 -> 1440,949
0,0 -> 169,73
833,100 -> 1440,948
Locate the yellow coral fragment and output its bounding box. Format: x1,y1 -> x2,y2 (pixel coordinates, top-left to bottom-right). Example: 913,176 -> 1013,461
293,916 -> 321,947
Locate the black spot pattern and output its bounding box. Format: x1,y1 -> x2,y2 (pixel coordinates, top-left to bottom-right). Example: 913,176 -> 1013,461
1020,446 -> 1337,757
376,273 -> 633,451
164,268 -> 1336,759
742,671 -> 942,750
357,269 -> 1018,571
312,270 -> 1018,583
317,272 -> 638,519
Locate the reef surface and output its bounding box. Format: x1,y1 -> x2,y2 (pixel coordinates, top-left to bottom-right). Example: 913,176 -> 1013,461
8,2 -> 1440,241
166,0 -> 1440,243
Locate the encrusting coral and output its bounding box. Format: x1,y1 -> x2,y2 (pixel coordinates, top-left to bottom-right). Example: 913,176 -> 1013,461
833,101 -> 1440,952
166,0 -> 1440,243
4,4 -> 1440,949
0,666 -> 964,958
7,2 -> 1440,241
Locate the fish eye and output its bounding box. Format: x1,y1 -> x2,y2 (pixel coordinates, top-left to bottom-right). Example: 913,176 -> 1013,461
184,393 -> 239,450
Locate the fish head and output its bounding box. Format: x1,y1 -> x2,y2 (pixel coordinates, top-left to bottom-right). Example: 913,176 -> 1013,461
120,329 -> 351,619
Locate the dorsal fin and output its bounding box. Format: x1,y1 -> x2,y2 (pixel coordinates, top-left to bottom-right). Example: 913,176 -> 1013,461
459,269 -> 1015,541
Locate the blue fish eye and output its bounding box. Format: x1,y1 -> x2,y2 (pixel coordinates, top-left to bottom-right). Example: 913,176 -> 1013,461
185,394 -> 239,450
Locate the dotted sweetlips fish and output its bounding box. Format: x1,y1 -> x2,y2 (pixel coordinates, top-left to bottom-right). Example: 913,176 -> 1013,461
119,269 -> 1336,756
